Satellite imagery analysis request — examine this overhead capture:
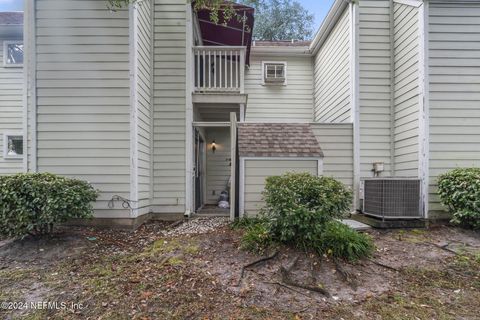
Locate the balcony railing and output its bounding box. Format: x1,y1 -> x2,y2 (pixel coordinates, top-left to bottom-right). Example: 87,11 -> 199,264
194,46 -> 246,93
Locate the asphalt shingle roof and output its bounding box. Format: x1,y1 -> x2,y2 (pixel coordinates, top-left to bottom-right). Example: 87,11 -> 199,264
238,123 -> 323,158
0,12 -> 23,25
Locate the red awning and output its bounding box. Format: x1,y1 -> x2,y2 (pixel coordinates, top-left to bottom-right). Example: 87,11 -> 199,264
195,2 -> 254,65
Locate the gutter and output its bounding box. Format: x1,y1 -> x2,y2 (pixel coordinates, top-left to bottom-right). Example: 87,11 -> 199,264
250,46 -> 311,57
309,0 -> 351,55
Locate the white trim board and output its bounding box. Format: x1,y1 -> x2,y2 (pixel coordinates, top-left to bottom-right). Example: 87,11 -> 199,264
149,0 -> 155,207
129,4 -> 139,218
25,0 -> 36,172
350,1 -> 361,211
185,3 -> 194,214
418,0 -> 430,218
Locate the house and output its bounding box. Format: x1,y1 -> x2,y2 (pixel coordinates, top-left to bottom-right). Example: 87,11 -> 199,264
1,0 -> 480,226
0,12 -> 23,176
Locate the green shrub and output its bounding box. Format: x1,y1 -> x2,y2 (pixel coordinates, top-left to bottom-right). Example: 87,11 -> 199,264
0,173 -> 98,237
437,168 -> 480,229
316,221 -> 374,262
262,173 -> 352,249
231,216 -> 269,230
240,222 -> 275,255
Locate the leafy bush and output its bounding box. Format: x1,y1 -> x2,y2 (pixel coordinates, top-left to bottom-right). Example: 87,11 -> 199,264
240,222 -> 275,255
231,216 -> 269,230
0,173 -> 98,237
316,221 -> 374,262
262,173 -> 352,249
438,168 -> 480,229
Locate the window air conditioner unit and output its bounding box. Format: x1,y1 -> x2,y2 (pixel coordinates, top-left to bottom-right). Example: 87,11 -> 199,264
360,178 -> 423,220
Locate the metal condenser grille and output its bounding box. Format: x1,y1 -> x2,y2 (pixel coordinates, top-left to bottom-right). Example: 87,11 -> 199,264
363,179 -> 421,219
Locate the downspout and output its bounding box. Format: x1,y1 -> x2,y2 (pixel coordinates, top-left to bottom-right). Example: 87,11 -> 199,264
389,0 -> 396,176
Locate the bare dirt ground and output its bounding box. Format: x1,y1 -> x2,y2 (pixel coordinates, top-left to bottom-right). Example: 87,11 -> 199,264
0,219 -> 479,320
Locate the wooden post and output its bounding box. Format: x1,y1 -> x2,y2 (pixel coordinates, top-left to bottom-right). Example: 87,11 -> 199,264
230,112 -> 237,221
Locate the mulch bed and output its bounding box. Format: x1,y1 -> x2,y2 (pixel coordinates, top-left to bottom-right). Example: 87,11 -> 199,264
0,219 -> 479,319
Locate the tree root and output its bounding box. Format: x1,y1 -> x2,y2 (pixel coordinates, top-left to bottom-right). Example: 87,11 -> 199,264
425,241 -> 459,255
263,281 -> 315,299
279,256 -> 330,297
236,250 -> 279,286
334,259 -> 358,290
368,258 -> 400,272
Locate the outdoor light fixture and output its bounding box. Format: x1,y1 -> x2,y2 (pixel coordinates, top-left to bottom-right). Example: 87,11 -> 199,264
211,140 -> 216,153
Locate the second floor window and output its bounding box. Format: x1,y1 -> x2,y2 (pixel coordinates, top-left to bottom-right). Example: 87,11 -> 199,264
263,62 -> 287,85
3,134 -> 23,159
4,41 -> 24,67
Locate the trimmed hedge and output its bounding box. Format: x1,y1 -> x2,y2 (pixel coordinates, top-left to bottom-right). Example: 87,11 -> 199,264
0,173 -> 98,237
262,172 -> 353,249
235,173 -> 374,262
438,168 -> 480,229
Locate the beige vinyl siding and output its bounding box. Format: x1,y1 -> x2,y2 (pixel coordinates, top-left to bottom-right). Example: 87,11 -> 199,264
35,0 -> 131,218
135,1 -> 153,213
152,0 -> 186,212
359,0 -> 393,177
428,1 -> 480,218
244,55 -> 314,122
310,123 -> 354,188
313,8 -> 351,123
243,159 -> 318,216
393,2 -> 420,177
0,37 -> 24,175
205,127 -> 230,204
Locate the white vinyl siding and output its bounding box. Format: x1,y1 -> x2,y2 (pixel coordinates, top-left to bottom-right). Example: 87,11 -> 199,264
313,8 -> 351,123
243,159 -> 319,216
0,37 -> 23,175
135,1 -> 153,213
245,55 -> 313,122
428,1 -> 480,218
205,127 -> 230,204
152,0 -> 186,212
393,2 -> 420,177
310,123 -> 354,188
34,0 -> 131,218
359,0 -> 393,178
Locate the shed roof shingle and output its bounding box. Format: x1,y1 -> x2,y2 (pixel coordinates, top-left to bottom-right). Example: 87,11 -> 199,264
238,123 -> 323,158
0,12 -> 23,25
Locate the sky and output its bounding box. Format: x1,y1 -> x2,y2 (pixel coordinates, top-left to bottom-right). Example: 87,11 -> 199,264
0,0 -> 335,29
0,0 -> 23,11
298,0 -> 335,31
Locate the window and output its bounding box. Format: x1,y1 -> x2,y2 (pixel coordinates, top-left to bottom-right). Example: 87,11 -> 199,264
3,134 -> 23,159
3,41 -> 24,67
262,61 -> 287,85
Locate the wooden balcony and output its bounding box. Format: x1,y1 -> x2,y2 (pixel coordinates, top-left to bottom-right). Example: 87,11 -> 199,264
193,46 -> 246,94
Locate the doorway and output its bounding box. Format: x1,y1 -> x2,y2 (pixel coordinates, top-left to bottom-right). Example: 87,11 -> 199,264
194,129 -> 206,212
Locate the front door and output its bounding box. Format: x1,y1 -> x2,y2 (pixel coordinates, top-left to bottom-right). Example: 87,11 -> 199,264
194,129 -> 205,211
